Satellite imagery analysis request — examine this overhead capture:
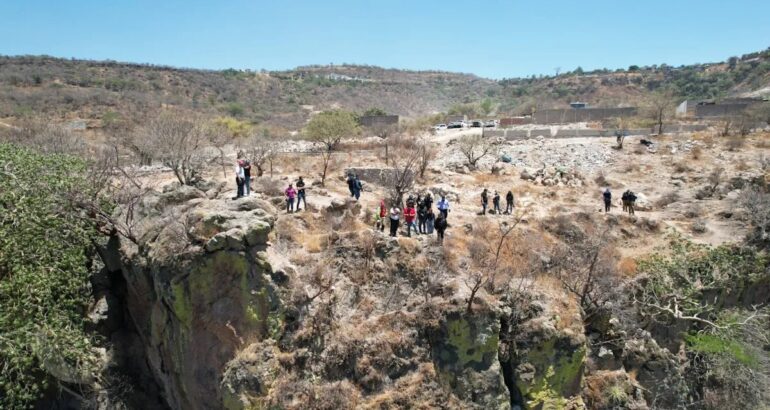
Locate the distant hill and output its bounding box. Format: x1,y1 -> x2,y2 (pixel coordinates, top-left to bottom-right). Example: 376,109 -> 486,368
0,48 -> 768,131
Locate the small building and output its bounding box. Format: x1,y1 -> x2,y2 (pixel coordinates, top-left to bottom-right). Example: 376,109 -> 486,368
570,102 -> 588,109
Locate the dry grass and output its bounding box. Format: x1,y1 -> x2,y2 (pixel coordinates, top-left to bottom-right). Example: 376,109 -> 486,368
301,234 -> 328,253
691,145 -> 703,160
618,257 -> 638,277
656,191 -> 680,208
671,161 -> 691,173
473,173 -> 506,185
725,136 -> 745,151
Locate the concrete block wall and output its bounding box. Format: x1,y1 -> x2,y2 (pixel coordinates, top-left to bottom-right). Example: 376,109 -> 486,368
532,107 -> 637,124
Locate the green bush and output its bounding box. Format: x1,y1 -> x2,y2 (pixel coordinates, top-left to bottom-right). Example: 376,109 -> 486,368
0,144 -> 100,409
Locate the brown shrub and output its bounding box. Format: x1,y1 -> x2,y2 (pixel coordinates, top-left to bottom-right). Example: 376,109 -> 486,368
725,136 -> 745,151
672,161 -> 691,173
691,145 -> 703,160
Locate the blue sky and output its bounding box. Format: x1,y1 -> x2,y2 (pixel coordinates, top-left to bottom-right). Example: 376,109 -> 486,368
1,0 -> 768,79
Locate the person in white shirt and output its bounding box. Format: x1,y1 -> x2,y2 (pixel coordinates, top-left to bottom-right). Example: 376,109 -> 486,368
234,160 -> 245,198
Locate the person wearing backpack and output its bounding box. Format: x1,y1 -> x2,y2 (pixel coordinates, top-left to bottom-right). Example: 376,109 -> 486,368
354,175 -> 363,200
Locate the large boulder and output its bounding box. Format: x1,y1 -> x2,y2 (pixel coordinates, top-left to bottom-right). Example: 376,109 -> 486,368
500,286 -> 587,409
109,185 -> 284,410
430,311 -> 510,409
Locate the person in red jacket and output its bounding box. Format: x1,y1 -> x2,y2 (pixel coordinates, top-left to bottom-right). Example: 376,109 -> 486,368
403,202 -> 417,237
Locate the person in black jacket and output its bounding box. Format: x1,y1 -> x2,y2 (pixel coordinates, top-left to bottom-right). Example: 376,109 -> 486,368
505,191 -> 514,214
603,188 -> 612,213
434,212 -> 448,244
296,176 -> 306,211
481,188 -> 489,215
492,191 -> 501,214
417,200 -> 428,234
624,190 -> 637,215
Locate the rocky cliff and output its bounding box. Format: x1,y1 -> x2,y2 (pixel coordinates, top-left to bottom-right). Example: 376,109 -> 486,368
99,185 -> 285,409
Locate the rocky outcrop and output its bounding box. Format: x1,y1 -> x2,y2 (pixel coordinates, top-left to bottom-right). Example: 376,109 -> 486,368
106,187 -> 284,410
500,288 -> 588,409
430,311 -> 510,409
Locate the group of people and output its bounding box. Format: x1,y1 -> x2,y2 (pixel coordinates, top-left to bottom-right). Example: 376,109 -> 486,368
284,177 -> 307,213
479,189 -> 515,215
603,188 -> 637,215
346,173 -> 363,200
234,159 -> 252,198
376,193 -> 451,243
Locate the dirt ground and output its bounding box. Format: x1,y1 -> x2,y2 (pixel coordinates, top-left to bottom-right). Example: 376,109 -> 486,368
201,128 -> 769,261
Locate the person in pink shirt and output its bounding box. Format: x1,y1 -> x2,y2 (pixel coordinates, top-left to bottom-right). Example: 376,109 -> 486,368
285,184 -> 297,213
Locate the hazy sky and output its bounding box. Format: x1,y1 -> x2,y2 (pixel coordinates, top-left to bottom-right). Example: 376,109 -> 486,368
1,0 -> 768,78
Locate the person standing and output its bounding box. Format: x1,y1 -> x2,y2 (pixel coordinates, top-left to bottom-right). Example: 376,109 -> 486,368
417,199 -> 428,234
295,177 -> 306,211
285,184 -> 297,213
242,160 -> 252,196
493,191 -> 501,214
435,212 -> 448,245
379,199 -> 387,230
389,206 -> 401,237
626,190 -> 637,215
426,207 -> 435,234
404,202 -> 417,237
481,188 -> 489,215
354,175 -> 363,200
437,195 -> 450,219
603,188 -> 612,213
424,193 -> 433,211
234,160 -> 245,199
505,191 -> 514,214
347,173 -> 356,197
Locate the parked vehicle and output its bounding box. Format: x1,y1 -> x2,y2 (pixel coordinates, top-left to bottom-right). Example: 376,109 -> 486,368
471,120 -> 483,127
447,122 -> 463,129
432,124 -> 447,131
483,120 -> 497,127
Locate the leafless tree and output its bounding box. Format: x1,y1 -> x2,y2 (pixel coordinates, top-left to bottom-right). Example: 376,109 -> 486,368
244,133 -> 277,177
370,122 -> 398,165
645,90 -> 677,135
464,212 -> 527,313
137,112 -> 209,186
742,186 -> 770,247
388,146 -> 420,206
0,118 -> 84,155
417,143 -> 436,179
549,227 -> 620,321
707,167 -> 724,191
457,134 -> 498,170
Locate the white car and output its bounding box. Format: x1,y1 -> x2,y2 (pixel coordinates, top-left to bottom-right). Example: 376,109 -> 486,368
432,124 -> 448,131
